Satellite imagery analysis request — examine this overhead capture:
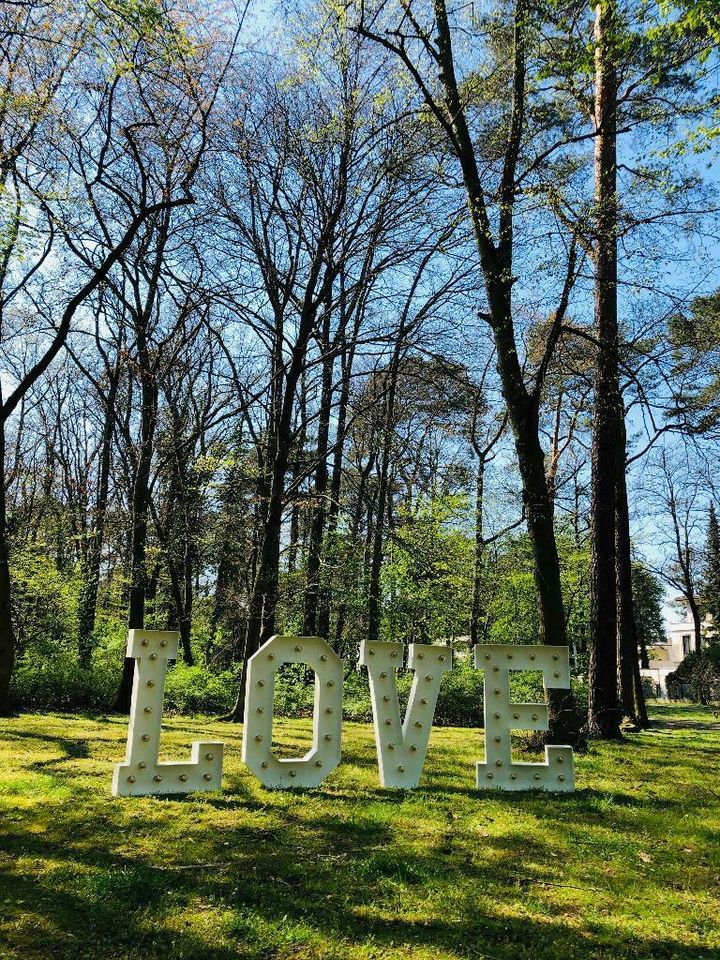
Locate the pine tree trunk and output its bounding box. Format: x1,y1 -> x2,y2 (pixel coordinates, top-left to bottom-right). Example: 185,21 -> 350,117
616,440 -> 636,722
588,0 -> 622,740
615,421 -> 648,727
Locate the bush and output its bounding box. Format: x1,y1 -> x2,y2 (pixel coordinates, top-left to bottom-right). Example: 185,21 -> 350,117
264,662 -> 486,726
269,660 -> 585,730
10,653 -> 120,712
667,646 -> 720,709
434,662 -> 485,726
8,645 -> 589,730
11,549 -> 79,658
163,663 -> 238,715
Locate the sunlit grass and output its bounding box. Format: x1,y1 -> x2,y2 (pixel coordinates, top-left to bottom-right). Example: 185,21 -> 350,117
0,702 -> 718,959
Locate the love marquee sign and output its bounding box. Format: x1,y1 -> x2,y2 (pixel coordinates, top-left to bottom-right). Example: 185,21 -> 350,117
111,630 -> 575,797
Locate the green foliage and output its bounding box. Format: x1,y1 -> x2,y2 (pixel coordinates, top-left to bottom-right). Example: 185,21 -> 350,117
11,548 -> 80,657
666,645 -> 720,708
433,661 -> 485,726
9,653 -> 120,712
487,553 -> 539,646
632,561 -> 666,653
382,494 -> 474,645
267,662 -> 484,726
699,503 -> 720,626
669,289 -> 720,432
267,658 -> 587,730
486,528 -> 590,652
162,663 -> 237,715
660,0 -> 720,49
90,0 -> 198,66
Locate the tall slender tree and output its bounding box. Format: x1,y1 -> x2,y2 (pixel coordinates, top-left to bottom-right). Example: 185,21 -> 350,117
356,0 -> 582,740
700,503 -> 720,633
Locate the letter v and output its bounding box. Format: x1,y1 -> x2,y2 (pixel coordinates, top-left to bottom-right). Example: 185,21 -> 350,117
360,641 -> 452,788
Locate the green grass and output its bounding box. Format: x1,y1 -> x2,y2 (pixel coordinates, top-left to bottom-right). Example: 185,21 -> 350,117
0,701 -> 718,960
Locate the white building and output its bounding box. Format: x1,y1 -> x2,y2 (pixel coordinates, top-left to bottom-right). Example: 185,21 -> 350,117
640,598 -> 712,697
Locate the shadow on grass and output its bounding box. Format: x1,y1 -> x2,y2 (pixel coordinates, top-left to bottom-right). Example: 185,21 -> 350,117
0,801 -> 713,960
0,709 -> 717,960
0,727 -> 92,760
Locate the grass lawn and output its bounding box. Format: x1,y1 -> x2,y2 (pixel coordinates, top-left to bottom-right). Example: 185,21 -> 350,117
0,701 -> 718,960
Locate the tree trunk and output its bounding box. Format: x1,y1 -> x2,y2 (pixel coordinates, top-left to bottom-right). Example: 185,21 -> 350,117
286,380 -> 307,576
615,421 -> 648,727
227,447 -> 287,721
588,0 -> 622,740
114,368 -> 157,712
510,400 -> 576,743
226,286 -> 326,722
615,425 -> 633,720
0,417 -> 15,715
77,377 -> 117,667
332,449 -> 374,655
209,544 -> 229,652
181,544 -> 194,663
616,471 -> 638,724
166,545 -> 195,665
317,327 -> 355,641
427,0 -> 578,743
367,349 -> 403,647
688,596 -> 702,653
303,308 -> 333,636
470,456 -> 485,647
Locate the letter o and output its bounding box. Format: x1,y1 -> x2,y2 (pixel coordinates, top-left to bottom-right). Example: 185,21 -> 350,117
241,635 -> 342,788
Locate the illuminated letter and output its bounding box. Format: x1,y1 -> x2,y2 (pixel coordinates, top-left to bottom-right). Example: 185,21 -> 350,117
360,641 -> 452,788
242,635 -> 342,788
474,644 -> 574,792
112,630 -> 223,796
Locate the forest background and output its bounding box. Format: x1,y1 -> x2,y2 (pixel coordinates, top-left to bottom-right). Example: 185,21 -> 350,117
1,0 -> 720,737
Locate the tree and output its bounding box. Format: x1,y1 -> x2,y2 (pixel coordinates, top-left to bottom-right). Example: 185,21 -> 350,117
542,0 -> 718,736
354,0 -> 583,742
0,0 -> 218,712
646,452 -> 705,653
383,494 -> 474,646
700,503 -> 720,631
468,384 -> 512,647
67,304 -> 126,665
587,0 -> 624,739
631,561 -> 666,669
669,290 -> 720,437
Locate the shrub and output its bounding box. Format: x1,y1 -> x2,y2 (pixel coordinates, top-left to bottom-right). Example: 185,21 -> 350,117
11,548 -> 79,658
163,663 -> 237,715
9,644 -> 589,730
264,662 -> 486,726
667,646 -> 720,711
10,653 -> 120,712
434,662 -> 485,726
